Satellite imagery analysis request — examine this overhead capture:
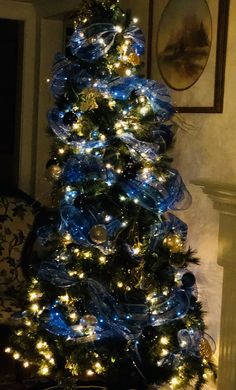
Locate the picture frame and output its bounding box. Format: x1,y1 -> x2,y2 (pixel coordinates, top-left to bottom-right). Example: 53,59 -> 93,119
147,0 -> 230,113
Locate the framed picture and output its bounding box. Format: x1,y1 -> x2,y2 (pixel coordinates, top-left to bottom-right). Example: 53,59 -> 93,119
147,0 -> 230,113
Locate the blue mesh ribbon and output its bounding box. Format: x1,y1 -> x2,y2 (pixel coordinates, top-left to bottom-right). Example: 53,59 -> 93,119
59,203 -> 122,253
136,80 -> 175,121
37,260 -> 78,288
149,213 -> 188,250
119,133 -> 162,163
106,77 -> 174,120
62,154 -> 104,184
120,168 -> 191,214
69,23 -> 145,62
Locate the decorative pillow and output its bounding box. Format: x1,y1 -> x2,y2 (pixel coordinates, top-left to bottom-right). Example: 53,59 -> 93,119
0,196 -> 35,296
0,295 -> 23,325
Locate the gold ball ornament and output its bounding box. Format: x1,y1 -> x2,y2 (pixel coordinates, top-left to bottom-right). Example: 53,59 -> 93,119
115,64 -> 129,77
46,164 -> 62,181
199,337 -> 213,359
127,52 -> 141,66
169,254 -> 186,268
89,224 -> 108,244
163,234 -> 184,253
82,314 -> 98,326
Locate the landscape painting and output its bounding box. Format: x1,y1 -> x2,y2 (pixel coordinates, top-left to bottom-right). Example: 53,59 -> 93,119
156,0 -> 212,91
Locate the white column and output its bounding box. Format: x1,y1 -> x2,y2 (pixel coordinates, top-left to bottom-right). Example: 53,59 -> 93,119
194,180 -> 236,390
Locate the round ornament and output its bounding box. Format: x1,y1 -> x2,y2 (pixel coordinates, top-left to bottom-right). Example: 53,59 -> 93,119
181,272 -> 196,288
115,64 -> 129,77
46,158 -> 60,169
199,337 -> 212,359
169,255 -> 185,268
63,111 -> 78,126
89,224 -> 108,244
127,52 -> 141,66
163,234 -> 184,253
46,164 -> 62,181
81,314 -> 98,326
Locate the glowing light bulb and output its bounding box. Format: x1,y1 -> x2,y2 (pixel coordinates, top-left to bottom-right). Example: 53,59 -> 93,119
58,148 -> 65,154
117,281 -> 123,288
161,348 -> 169,357
133,17 -> 138,23
13,352 -> 20,360
36,341 -> 44,349
23,361 -> 29,368
133,245 -> 140,255
99,256 -> 107,264
69,312 -> 77,320
64,233 -> 72,242
125,69 -> 132,76
140,106 -> 150,115
59,294 -> 69,303
86,369 -> 94,376
170,376 -> 180,386
31,303 -> 39,313
84,251 -> 92,259
39,365 -> 50,376
160,336 -> 169,345
115,25 -> 122,33
5,347 -> 11,353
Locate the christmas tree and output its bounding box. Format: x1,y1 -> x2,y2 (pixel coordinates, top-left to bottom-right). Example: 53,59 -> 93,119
7,0 -> 216,389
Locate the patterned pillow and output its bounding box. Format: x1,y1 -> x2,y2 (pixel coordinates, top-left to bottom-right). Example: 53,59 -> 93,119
0,196 -> 35,296
0,295 -> 24,325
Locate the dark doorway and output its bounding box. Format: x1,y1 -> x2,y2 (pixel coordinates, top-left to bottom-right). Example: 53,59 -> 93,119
0,19 -> 24,188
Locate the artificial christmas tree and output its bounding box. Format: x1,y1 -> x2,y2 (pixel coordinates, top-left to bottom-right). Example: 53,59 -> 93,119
7,0 -> 216,389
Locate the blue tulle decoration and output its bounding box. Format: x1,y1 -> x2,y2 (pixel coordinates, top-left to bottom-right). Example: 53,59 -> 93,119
151,289 -> 191,326
37,224 -> 56,246
48,108 -> 80,147
62,154 -> 117,186
120,168 -> 191,214
51,53 -> 72,99
72,68 -> 93,91
108,76 -> 141,100
136,80 -> 175,121
62,155 -> 103,184
60,203 -> 122,253
119,133 -> 161,163
106,77 -> 174,120
152,124 -> 174,152
86,279 -> 139,341
38,260 -> 78,288
41,304 -> 80,338
150,213 -> 188,250
51,53 -> 93,98
39,278 -> 193,345
177,328 -> 202,355
69,23 -> 145,62
70,23 -> 118,61
48,107 -> 110,148
124,25 -> 145,56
